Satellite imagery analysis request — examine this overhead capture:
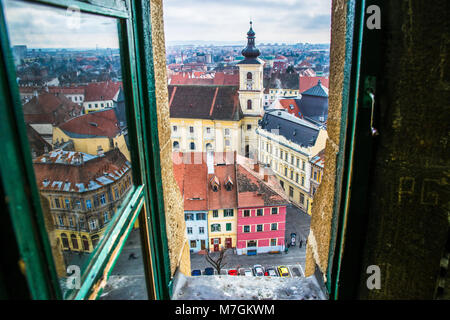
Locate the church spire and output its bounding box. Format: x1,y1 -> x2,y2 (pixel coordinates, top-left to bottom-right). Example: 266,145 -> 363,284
242,20 -> 260,60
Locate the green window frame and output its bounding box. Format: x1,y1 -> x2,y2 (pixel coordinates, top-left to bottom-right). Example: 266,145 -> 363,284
0,0 -> 171,300
226,223 -> 232,231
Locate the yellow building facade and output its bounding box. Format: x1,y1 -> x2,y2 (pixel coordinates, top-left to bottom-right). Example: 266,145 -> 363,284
257,117 -> 327,215
207,208 -> 237,252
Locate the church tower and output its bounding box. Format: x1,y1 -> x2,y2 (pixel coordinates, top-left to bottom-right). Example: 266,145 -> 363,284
238,21 -> 264,159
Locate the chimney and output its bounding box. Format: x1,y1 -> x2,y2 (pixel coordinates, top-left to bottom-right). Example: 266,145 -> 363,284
263,171 -> 269,182
253,162 -> 260,173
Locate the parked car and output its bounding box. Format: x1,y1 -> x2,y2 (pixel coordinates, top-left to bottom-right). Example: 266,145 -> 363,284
228,269 -> 238,276
265,267 -> 278,277
191,269 -> 201,276
291,266 -> 302,277
244,269 -> 253,276
253,264 -> 264,276
277,266 -> 290,277
204,267 -> 214,275
238,268 -> 245,276
290,233 -> 297,247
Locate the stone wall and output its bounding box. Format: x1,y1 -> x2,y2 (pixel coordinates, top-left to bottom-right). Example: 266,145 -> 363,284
150,0 -> 191,277
305,0 -> 348,279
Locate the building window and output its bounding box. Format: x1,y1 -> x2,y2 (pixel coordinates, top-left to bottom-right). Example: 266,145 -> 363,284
226,223 -> 232,231
91,235 -> 99,248
290,170 -> 293,180
190,142 -> 195,150
61,233 -> 69,249
190,240 -> 196,248
301,176 -> 305,186
103,212 -> 109,223
296,173 -> 299,183
82,236 -> 89,251
280,150 -> 283,159
271,223 -> 278,231
280,180 -> 284,189
184,213 -> 194,221
69,217 -> 74,227
211,224 -> 221,232
199,227 -> 205,234
300,193 -> 305,204
71,234 -> 78,250
284,167 -> 288,176
173,125 -> 177,132
302,161 -> 305,171
58,215 -> 64,226
296,158 -> 300,168
196,212 -> 206,220
314,171 -> 317,181
289,186 -> 294,197
86,199 -> 92,209
270,238 -> 277,246
206,127 -> 211,134
257,224 -> 263,232
271,207 -> 278,215
173,141 -> 179,150
243,225 -> 250,233
256,209 -> 263,216
247,72 -> 252,80
243,210 -> 250,217
89,218 -> 98,230
224,209 -> 234,217
55,198 -> 60,208
64,199 -> 70,209
189,126 -> 194,133
225,139 -> 230,147
100,193 -> 106,205
212,210 -> 219,218
224,128 -> 230,136
247,124 -> 251,130
247,99 -> 252,109
187,227 -> 192,234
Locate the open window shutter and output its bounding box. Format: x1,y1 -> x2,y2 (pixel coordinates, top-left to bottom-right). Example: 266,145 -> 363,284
211,238 -> 214,245
219,238 -> 221,244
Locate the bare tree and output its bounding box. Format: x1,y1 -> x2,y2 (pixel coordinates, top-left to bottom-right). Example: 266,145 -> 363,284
205,248 -> 229,275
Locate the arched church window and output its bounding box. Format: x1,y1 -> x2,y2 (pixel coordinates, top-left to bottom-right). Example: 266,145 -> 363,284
247,100 -> 252,109
247,72 -> 252,80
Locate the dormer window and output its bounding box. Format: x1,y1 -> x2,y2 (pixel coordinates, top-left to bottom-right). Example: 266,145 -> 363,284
224,176 -> 233,191
210,175 -> 220,192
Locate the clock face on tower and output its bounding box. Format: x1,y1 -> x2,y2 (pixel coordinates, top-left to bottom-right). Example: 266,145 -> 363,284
246,82 -> 252,90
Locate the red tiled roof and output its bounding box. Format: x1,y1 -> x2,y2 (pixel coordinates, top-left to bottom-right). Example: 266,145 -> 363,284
22,92 -> 83,125
299,76 -> 329,93
236,164 -> 288,208
278,99 -> 303,118
58,109 -> 120,138
207,164 -> 238,210
83,81 -> 122,102
172,152 -> 208,211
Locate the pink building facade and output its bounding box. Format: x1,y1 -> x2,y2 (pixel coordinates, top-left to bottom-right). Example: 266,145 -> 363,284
236,205 -> 286,255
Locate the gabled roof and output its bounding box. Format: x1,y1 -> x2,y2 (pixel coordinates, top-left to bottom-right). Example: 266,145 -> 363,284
58,109 -> 120,138
26,123 -> 52,157
259,109 -> 321,148
207,163 -> 237,210
168,85 -> 242,121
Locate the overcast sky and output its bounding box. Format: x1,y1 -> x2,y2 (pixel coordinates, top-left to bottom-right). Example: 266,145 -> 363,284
163,0 -> 332,44
3,0 -> 119,49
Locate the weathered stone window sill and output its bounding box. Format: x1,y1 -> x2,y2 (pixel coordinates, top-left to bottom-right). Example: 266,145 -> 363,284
171,272 -> 328,300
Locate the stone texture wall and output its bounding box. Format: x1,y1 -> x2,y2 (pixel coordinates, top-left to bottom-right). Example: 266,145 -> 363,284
305,0 -> 348,279
150,0 -> 191,277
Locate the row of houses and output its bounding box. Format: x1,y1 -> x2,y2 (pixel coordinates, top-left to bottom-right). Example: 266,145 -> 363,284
173,152 -> 289,255
19,80 -> 122,114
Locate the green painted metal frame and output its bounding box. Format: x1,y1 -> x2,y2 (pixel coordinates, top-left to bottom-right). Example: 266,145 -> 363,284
0,0 -> 171,300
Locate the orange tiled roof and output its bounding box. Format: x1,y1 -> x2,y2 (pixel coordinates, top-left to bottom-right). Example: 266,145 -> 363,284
299,76 -> 329,93
83,81 -> 122,102
58,109 -> 120,138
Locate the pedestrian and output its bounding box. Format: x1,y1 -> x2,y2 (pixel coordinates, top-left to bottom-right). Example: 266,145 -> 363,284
299,240 -> 303,248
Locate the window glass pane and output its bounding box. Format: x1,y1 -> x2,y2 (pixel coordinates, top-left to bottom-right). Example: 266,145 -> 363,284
3,0 -> 134,298
99,222 -> 147,300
